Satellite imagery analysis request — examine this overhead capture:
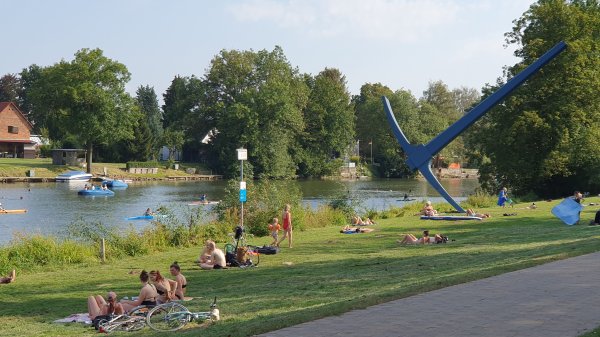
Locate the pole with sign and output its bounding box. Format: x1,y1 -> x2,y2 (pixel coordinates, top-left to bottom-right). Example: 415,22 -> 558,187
237,148 -> 247,228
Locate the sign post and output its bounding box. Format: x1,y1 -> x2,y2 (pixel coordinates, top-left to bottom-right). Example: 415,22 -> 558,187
237,148 -> 247,228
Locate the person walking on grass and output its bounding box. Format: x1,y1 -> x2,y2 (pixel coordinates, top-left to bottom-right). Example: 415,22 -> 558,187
277,204 -> 293,248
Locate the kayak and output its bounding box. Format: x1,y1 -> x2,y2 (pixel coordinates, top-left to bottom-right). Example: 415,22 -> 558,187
126,215 -> 154,221
0,209 -> 28,214
396,198 -> 416,202
78,189 -> 115,196
187,201 -> 220,206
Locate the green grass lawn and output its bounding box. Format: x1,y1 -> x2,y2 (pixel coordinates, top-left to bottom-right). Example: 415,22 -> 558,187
0,158 -> 209,179
1,198 -> 600,337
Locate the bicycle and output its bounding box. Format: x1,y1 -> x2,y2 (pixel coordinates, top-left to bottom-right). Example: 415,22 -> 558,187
96,305 -> 149,333
146,297 -> 220,332
225,229 -> 260,267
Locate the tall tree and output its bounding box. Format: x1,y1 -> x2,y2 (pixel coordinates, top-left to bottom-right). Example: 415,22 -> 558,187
354,83 -> 422,177
202,46 -> 309,178
0,74 -> 20,103
29,48 -> 138,172
162,75 -> 203,130
136,85 -> 163,159
473,0 -> 600,197
299,68 -> 355,176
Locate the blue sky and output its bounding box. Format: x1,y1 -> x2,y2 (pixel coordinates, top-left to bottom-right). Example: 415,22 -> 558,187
1,0 -> 535,100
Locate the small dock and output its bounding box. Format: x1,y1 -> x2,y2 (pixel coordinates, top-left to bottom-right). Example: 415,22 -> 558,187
0,177 -> 56,183
165,175 -> 223,181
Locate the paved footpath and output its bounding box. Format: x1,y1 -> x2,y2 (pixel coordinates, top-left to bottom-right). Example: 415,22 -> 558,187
258,252 -> 600,337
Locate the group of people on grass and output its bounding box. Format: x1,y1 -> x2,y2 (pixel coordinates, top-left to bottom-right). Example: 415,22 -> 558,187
267,204 -> 293,248
87,263 -> 187,320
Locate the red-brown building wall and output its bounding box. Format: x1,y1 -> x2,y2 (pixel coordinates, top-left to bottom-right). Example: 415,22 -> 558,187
0,103 -> 31,141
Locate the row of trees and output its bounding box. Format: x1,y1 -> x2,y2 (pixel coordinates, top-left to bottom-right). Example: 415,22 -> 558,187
1,0 -> 598,198
0,46 -> 477,178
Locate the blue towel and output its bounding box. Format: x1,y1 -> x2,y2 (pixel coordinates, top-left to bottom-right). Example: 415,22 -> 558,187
551,198 -> 583,225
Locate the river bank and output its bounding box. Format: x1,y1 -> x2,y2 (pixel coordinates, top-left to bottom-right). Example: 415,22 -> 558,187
0,158 -> 216,182
1,197 -> 599,337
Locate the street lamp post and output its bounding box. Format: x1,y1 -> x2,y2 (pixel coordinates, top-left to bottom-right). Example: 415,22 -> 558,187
237,148 -> 247,228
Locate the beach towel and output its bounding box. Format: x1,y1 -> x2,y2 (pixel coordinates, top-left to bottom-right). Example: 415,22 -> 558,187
54,313 -> 92,325
551,198 -> 583,225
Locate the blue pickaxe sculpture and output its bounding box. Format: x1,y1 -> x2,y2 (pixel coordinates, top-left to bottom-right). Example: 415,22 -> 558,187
383,41 -> 567,213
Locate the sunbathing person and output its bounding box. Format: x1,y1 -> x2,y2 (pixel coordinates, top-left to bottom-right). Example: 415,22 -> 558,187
149,270 -> 173,304
199,240 -> 226,270
120,270 -> 159,312
169,262 -> 187,300
340,226 -> 374,234
0,269 -> 15,284
87,291 -> 124,320
421,201 -> 438,216
398,230 -> 445,244
351,215 -> 375,226
466,209 -> 491,218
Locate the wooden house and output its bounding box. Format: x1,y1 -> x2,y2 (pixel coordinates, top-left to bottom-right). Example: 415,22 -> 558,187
0,102 -> 35,158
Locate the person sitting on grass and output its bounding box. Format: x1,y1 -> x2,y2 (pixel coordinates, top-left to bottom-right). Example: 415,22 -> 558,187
421,201 -> 438,216
87,291 -> 124,320
120,270 -> 158,312
0,269 -> 15,284
149,270 -> 173,304
466,209 -> 491,218
340,225 -> 374,234
198,240 -> 226,270
169,262 -> 187,300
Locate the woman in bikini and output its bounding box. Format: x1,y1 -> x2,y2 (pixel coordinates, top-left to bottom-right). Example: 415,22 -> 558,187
277,204 -> 293,248
120,270 -> 159,312
87,291 -> 124,320
169,262 -> 187,300
149,270 -> 172,304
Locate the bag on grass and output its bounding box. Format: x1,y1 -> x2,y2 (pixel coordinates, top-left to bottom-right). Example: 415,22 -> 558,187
256,245 -> 278,255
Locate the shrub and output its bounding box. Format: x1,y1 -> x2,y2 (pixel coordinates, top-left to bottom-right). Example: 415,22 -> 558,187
461,191 -> 497,209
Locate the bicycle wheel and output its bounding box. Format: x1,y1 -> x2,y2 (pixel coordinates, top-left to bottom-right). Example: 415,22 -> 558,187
146,302 -> 190,332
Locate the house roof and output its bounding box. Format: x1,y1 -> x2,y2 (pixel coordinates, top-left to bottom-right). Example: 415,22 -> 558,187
0,102 -> 34,130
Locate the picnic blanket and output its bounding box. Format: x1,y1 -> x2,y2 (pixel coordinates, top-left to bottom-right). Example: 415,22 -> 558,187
54,313 -> 91,325
551,197 -> 583,225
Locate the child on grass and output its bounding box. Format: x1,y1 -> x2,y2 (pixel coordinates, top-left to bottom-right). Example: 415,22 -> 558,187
268,217 -> 281,246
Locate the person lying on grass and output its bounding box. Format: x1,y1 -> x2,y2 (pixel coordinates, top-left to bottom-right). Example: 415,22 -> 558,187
397,230 -> 446,244
0,269 -> 15,284
340,226 -> 375,234
466,209 -> 491,218
88,291 -> 124,320
351,215 -> 375,225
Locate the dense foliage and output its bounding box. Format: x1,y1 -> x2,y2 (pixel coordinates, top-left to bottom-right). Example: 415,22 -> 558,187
472,0 -> 600,197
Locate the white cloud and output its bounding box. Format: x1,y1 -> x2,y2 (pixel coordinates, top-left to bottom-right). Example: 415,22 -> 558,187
227,0 -> 460,42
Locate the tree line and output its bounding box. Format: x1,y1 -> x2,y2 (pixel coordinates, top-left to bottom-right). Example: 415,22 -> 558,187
1,0 -> 599,198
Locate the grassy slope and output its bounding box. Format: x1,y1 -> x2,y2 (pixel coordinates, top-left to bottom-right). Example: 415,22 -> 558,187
1,199 -> 600,337
0,158 -> 205,179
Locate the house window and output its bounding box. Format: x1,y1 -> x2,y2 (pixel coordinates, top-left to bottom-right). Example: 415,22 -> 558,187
8,126 -> 19,134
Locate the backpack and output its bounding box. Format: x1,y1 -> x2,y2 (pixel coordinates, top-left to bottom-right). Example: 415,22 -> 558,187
92,315 -> 112,330
256,245 -> 278,255
225,251 -> 239,267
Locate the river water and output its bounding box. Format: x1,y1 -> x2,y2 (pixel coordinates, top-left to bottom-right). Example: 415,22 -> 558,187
0,178 -> 479,245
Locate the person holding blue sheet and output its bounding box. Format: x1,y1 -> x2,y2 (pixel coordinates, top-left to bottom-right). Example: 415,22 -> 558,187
497,187 -> 513,207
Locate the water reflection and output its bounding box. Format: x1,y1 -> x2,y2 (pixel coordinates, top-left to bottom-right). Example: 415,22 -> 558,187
0,178 -> 479,244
